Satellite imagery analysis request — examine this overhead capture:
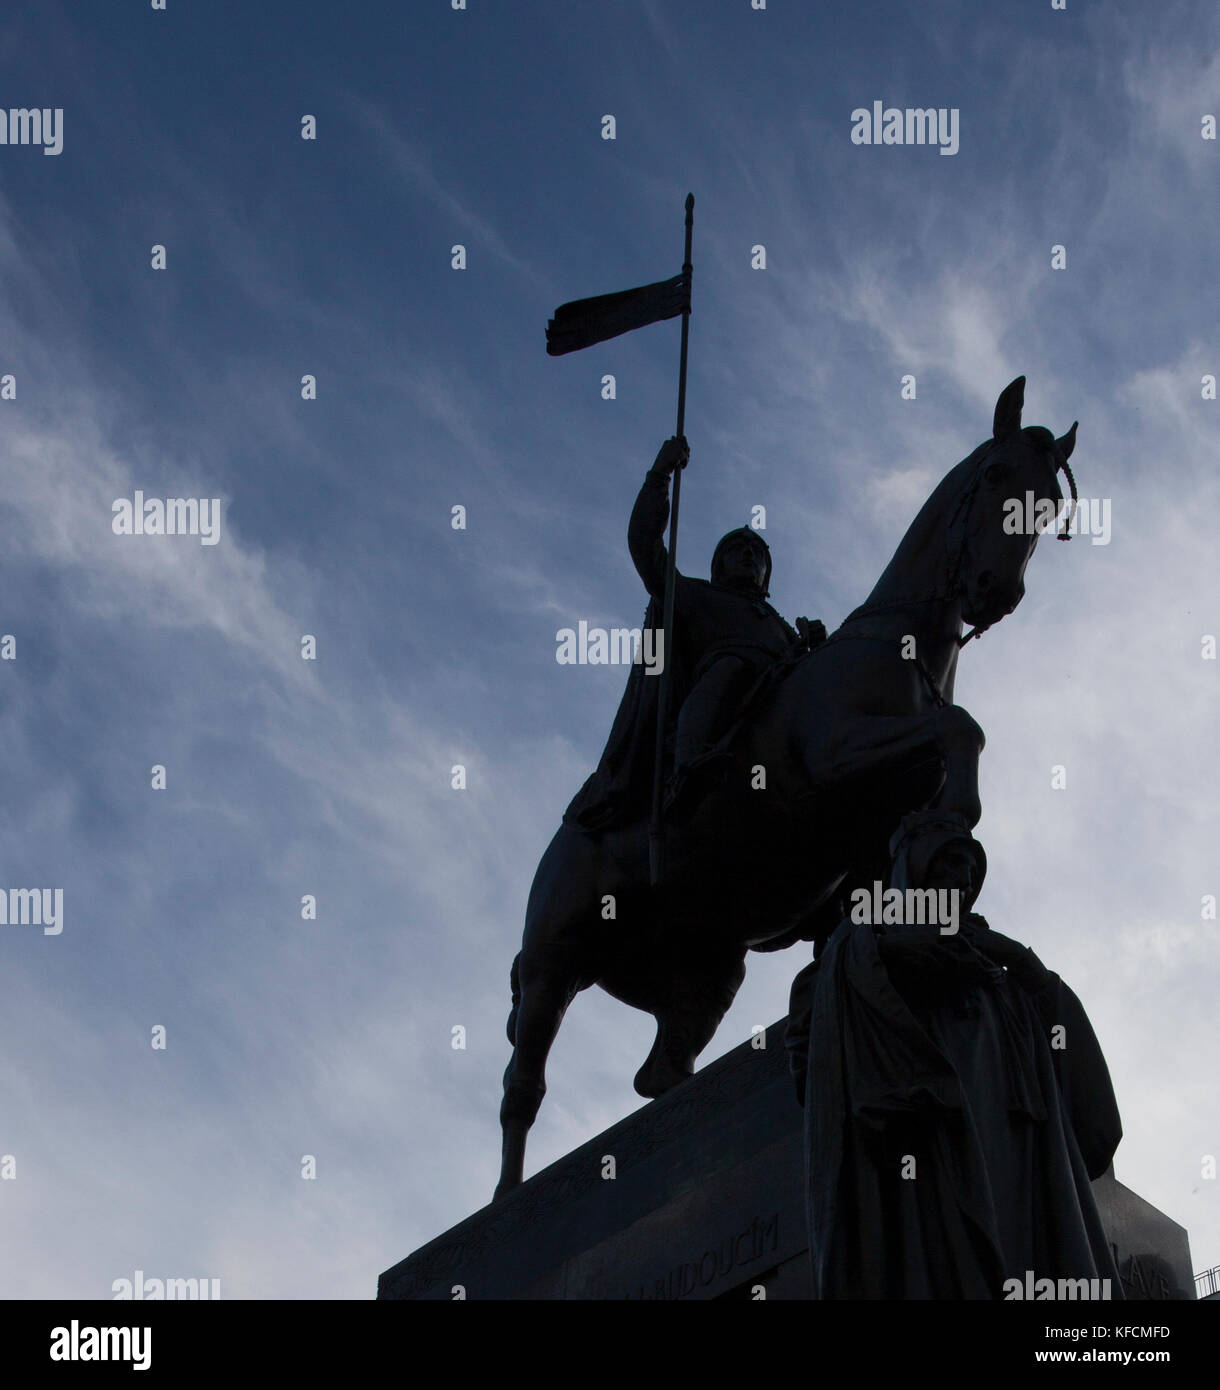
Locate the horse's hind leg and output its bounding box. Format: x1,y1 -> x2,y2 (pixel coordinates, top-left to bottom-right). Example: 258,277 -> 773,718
634,949 -> 746,1099
495,948 -> 580,1201
634,1013 -> 695,1098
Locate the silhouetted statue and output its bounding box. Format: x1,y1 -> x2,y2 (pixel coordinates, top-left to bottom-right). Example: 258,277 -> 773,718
785,810 -> 1122,1299
566,435 -> 825,831
497,375 -> 1079,1200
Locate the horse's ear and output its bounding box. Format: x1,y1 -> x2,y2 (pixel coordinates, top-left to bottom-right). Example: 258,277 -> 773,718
1055,421 -> 1078,460
992,376 -> 1026,440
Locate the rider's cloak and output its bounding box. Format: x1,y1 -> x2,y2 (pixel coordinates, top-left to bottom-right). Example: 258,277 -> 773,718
562,594 -> 688,833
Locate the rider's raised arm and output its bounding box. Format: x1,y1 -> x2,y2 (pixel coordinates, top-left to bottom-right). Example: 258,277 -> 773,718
628,436 -> 688,599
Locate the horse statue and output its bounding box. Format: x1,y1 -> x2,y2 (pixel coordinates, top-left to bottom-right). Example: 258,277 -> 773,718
495,376 -> 1079,1199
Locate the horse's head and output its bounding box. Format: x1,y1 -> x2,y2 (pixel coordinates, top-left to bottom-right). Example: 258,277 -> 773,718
952,376 -> 1078,637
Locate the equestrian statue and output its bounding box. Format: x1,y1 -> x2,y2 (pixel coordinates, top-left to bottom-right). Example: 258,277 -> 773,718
495,375 -> 1079,1202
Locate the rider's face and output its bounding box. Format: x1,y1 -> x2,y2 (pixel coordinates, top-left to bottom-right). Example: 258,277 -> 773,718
717,537 -> 766,590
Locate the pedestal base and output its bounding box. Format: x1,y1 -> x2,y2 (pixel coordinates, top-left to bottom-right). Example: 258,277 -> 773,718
378,1018 -> 1194,1300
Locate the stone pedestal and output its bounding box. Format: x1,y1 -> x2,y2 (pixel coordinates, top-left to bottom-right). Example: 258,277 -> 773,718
378,1017 -> 1194,1300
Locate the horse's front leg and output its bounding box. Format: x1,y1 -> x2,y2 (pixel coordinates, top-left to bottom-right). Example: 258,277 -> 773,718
799,703 -> 984,827
930,703 -> 985,826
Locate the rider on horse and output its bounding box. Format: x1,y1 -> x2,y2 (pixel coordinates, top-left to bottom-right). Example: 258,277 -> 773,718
564,435 -> 827,831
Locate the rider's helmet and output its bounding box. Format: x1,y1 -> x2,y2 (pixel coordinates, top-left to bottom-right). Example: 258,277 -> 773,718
711,527 -> 772,597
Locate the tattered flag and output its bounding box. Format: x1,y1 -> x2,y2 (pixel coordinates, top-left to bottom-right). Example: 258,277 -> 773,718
545,273 -> 689,356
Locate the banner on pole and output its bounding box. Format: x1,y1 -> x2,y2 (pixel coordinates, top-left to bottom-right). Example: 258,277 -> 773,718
545,273 -> 690,356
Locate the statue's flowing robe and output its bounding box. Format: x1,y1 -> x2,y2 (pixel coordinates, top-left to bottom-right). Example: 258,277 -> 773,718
787,916 -> 1123,1299
562,593 -> 681,832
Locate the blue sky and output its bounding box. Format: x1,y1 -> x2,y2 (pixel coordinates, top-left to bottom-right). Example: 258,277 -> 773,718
1,0 -> 1217,1298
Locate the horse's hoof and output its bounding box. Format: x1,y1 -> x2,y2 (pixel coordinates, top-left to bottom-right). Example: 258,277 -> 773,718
633,1055 -> 693,1099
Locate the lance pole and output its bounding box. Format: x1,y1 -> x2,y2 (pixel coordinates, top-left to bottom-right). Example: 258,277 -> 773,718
649,192 -> 694,887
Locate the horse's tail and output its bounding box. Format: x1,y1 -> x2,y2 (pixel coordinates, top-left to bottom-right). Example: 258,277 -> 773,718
505,951 -> 522,1045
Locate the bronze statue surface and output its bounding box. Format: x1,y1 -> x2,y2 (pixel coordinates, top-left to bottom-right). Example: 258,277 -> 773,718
496,375 -> 1080,1200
